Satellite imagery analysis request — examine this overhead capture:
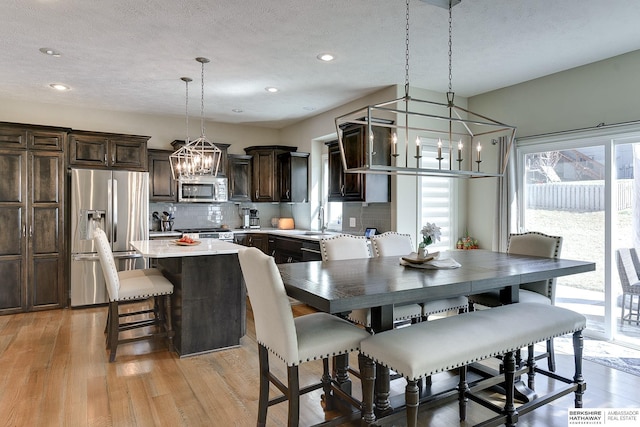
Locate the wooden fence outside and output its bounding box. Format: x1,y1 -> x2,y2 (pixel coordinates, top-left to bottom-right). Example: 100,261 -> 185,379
526,180 -> 633,212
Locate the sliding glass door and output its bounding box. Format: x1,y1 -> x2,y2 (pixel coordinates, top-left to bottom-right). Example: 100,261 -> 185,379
517,127 -> 640,347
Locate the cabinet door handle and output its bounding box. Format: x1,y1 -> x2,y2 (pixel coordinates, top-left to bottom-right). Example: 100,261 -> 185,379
23,225 -> 26,238
104,154 -> 108,164
340,185 -> 345,196
286,189 -> 290,198
255,190 -> 258,199
29,225 -> 32,238
112,153 -> 115,164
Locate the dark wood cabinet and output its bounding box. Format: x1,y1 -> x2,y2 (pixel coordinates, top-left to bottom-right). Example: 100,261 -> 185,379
274,236 -> 304,264
227,154 -> 252,202
69,131 -> 149,171
326,124 -> 391,202
244,146 -> 297,202
0,123 -> 67,151
148,149 -> 177,202
278,152 -> 309,203
234,233 -> 270,255
0,123 -> 67,314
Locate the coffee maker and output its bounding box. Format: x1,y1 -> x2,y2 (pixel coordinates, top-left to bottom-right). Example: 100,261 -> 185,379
240,207 -> 251,229
249,209 -> 260,228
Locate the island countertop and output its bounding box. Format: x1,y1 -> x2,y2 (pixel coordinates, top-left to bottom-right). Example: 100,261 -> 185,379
130,238 -> 244,258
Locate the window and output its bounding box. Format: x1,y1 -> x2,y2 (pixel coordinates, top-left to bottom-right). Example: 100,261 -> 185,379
322,154 -> 342,230
418,138 -> 457,250
516,125 -> 640,346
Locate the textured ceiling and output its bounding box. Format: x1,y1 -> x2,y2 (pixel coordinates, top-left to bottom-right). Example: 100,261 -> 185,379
2,0 -> 640,128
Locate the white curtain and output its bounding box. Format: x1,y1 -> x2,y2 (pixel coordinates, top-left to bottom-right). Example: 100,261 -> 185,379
633,143 -> 640,248
493,136 -> 517,252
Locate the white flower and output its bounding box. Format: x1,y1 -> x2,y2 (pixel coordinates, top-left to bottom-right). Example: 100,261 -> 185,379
421,222 -> 441,246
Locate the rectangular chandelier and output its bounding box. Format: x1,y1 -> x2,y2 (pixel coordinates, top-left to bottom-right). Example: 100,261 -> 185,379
334,94 -> 517,178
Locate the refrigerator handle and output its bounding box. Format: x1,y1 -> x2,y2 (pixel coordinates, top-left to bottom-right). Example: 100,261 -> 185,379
113,178 -> 118,243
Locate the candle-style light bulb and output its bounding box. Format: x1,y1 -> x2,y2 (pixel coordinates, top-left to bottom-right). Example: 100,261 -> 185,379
391,133 -> 397,156
476,142 -> 482,161
457,140 -> 463,160
416,136 -> 420,157
437,139 -> 442,159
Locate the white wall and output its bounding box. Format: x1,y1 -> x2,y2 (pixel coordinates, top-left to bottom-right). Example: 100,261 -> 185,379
468,49 -> 640,249
0,98 -> 280,152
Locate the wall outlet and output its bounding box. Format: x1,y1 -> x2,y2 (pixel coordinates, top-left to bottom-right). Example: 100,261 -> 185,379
349,217 -> 356,227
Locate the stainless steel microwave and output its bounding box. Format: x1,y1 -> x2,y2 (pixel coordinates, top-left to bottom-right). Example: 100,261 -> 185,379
178,176 -> 228,203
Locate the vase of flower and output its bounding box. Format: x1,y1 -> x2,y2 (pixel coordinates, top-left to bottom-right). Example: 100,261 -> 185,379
419,222 -> 441,258
418,245 -> 427,258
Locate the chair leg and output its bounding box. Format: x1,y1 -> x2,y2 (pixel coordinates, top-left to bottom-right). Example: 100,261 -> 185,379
287,365 -> 300,427
503,351 -> 519,427
359,354 -> 376,424
108,301 -> 119,362
621,293 -> 627,326
257,345 -> 270,426
321,358 -> 333,411
405,379 -> 419,427
572,330 -> 586,408
457,365 -> 469,421
164,295 -> 174,352
546,338 -> 556,372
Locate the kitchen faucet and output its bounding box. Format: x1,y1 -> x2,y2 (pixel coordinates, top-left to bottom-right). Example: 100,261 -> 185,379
318,205 -> 327,232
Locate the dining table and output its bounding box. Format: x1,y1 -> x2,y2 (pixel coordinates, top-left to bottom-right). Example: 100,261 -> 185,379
276,249 -> 596,417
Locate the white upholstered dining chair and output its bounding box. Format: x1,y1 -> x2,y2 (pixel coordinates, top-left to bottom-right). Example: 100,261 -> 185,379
94,227 -> 174,362
237,247 -> 370,426
370,232 -> 468,320
320,234 -> 422,328
615,248 -> 640,326
468,231 -> 562,371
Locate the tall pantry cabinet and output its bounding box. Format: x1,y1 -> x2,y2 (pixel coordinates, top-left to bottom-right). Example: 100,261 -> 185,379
0,123 -> 68,314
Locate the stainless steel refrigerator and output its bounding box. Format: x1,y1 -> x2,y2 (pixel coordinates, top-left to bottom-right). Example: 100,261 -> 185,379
70,168 -> 149,307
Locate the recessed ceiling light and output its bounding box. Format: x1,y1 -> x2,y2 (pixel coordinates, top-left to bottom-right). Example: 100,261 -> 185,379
232,108 -> 243,113
316,53 -> 335,62
49,83 -> 70,91
39,47 -> 62,57
303,107 -> 316,111
265,87 -> 278,93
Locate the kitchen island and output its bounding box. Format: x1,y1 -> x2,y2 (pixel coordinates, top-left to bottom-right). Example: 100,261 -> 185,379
130,239 -> 245,357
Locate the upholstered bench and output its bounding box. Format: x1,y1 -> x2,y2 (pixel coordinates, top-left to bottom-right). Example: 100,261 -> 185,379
359,303 -> 587,427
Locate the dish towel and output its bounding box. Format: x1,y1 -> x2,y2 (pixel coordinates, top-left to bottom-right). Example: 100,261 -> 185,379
400,251 -> 461,269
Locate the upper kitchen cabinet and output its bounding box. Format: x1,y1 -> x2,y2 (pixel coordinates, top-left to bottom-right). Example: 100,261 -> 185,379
326,124 -> 391,202
0,123 -> 66,315
69,130 -> 149,171
148,149 -> 177,202
171,140 -> 230,177
244,145 -> 297,202
227,154 -> 252,202
0,122 -> 68,151
278,152 -> 309,203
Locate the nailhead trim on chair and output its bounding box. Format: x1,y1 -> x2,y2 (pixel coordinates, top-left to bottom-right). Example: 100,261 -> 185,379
257,341 -> 361,366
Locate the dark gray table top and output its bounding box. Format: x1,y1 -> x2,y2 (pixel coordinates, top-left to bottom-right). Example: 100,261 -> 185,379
277,250 -> 595,315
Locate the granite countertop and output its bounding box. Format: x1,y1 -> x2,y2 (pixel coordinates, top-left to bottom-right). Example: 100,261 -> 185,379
130,238 -> 243,258
149,231 -> 182,238
232,228 -> 342,241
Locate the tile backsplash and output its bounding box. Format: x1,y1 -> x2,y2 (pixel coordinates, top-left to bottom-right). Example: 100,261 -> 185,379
149,202 -> 311,231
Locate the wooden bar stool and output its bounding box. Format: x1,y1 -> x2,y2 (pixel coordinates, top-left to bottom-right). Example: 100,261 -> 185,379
94,228 -> 174,362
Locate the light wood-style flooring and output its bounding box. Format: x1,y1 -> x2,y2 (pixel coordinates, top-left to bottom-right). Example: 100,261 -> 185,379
1,301 -> 638,426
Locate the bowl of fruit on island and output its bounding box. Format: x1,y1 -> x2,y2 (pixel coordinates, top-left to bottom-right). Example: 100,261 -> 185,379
174,235 -> 201,246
